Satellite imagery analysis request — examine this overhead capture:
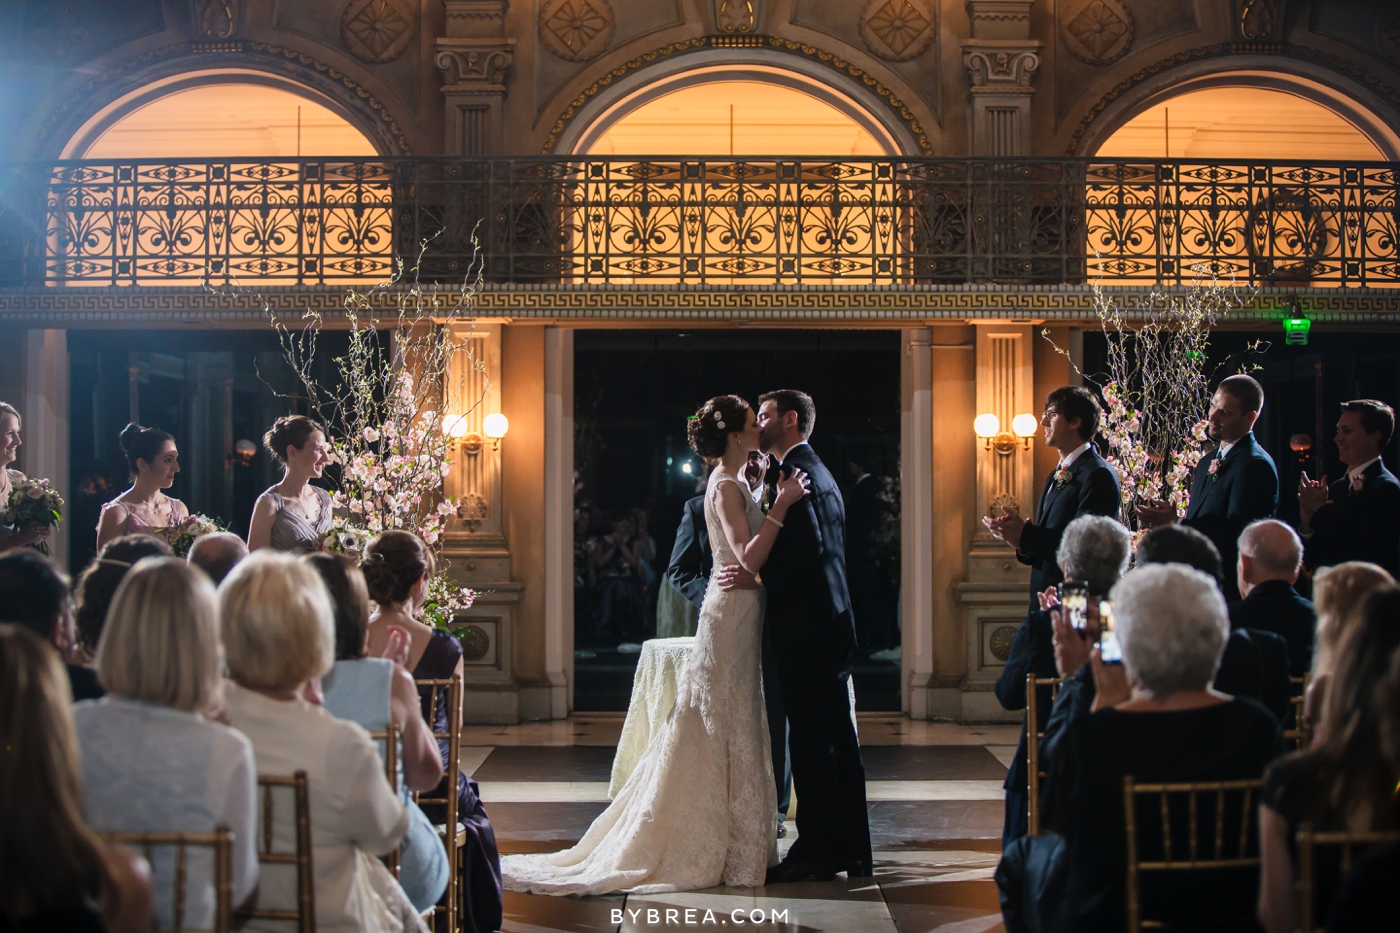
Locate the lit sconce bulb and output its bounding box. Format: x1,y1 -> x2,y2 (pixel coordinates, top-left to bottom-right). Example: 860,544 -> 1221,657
442,414 -> 469,438
483,413 -> 509,440
973,413 -> 1001,438
1011,413 -> 1039,438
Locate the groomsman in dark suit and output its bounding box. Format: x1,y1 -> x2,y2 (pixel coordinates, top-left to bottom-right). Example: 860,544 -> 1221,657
984,386 -> 1122,611
1299,399 -> 1400,578
1139,374 -> 1279,602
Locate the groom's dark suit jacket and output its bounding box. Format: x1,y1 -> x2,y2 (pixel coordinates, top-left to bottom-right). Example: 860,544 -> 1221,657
1183,431 -> 1278,601
1304,459 -> 1400,578
762,444 -> 854,647
1015,445 -> 1120,609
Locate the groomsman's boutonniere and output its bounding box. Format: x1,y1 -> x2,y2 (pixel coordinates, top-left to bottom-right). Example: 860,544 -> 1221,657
1208,457 -> 1221,480
1053,468 -> 1073,488
1351,474 -> 1365,492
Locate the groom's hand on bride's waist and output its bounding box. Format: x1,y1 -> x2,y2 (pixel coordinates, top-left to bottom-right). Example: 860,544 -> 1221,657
715,565 -> 760,591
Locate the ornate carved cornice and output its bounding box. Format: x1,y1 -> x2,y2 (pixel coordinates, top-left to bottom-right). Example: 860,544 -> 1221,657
2,285 -> 1396,326
436,39 -> 516,90
542,34 -> 933,155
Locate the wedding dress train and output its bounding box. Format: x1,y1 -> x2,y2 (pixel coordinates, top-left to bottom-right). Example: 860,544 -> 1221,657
500,467 -> 778,894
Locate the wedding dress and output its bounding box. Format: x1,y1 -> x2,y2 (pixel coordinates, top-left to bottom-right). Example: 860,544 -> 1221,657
501,467 -> 778,894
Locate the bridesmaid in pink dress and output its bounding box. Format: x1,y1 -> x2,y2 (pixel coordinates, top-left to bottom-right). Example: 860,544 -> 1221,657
96,423 -> 190,552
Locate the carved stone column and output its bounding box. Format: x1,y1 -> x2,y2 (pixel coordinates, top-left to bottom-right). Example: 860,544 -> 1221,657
441,322 -> 523,721
955,323 -> 1035,720
961,0 -> 1040,157
436,1 -> 515,155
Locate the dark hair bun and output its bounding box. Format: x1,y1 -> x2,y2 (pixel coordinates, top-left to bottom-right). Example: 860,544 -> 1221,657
264,414 -> 326,465
686,396 -> 751,460
361,530 -> 433,606
118,423 -> 174,475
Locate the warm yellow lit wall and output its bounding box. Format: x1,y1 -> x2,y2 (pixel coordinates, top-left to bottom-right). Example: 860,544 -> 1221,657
1033,327 -> 1072,503
502,325 -> 547,689
1095,87 -> 1383,161
585,81 -> 885,156
81,84 -> 378,159
931,324 -> 976,686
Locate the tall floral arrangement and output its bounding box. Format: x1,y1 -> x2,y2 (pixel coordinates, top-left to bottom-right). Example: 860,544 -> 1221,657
263,241 -> 486,620
1047,268 -> 1254,530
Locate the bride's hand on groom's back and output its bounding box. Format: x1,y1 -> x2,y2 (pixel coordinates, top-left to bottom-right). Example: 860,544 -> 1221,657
773,468 -> 810,511
715,565 -> 760,591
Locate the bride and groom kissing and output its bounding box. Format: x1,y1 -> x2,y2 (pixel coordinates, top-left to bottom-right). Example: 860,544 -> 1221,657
502,389 -> 873,895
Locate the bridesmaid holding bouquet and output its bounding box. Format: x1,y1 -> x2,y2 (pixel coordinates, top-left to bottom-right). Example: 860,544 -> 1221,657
96,423 -> 189,551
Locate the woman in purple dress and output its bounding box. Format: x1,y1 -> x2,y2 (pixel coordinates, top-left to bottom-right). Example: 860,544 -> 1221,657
363,530 -> 502,933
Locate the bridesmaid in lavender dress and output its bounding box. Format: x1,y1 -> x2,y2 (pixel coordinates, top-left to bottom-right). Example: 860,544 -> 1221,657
247,414 -> 333,555
96,423 -> 189,552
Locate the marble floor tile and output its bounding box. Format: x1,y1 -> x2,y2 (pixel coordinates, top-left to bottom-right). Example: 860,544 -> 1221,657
476,746 -> 618,781
983,747 -> 1017,771
861,747 -> 1007,781
502,890 -> 625,933
856,719 -> 1021,747
462,746 -> 494,776
461,716 -> 626,747
482,780 -> 1003,804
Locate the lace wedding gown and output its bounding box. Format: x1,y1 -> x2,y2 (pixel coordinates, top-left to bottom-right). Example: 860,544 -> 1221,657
501,468 -> 778,894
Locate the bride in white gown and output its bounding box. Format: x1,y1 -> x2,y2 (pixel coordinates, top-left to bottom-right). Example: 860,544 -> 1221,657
501,396 -> 810,895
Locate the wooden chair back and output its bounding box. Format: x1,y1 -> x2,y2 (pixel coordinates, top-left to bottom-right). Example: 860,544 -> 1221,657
415,675 -> 463,933
98,826 -> 233,933
1025,673 -> 1062,836
235,771 -> 315,933
1284,674 -> 1312,749
1296,823 -> 1400,933
1122,777 -> 1264,933
369,720 -> 401,878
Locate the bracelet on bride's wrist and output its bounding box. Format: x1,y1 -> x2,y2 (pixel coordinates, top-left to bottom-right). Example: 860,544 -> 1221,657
765,514 -> 784,529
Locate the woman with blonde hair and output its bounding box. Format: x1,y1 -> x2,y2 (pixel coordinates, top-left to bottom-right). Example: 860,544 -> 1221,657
74,557 -> 258,930
221,551 -> 421,933
0,624 -> 153,933
0,400 -> 56,554
1306,561 -> 1394,725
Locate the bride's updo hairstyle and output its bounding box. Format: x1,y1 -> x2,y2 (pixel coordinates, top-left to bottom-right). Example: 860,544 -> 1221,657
687,395 -> 750,460
119,423 -> 174,477
264,414 -> 326,465
362,529 -> 435,606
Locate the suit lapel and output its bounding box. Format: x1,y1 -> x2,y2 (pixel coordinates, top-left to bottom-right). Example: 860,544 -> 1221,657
1035,470 -> 1057,523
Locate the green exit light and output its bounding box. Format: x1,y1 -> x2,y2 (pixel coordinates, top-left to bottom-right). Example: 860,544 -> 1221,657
1283,317 -> 1311,346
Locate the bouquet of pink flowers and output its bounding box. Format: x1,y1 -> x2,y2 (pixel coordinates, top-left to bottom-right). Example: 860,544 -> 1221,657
163,513 -> 223,559
5,477 -> 64,555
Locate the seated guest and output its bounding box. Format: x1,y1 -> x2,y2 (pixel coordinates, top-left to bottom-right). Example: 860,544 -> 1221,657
1308,561 -> 1395,724
73,534 -> 173,664
75,557 -> 258,930
0,550 -> 103,701
363,531 -> 503,933
1300,399 -> 1400,577
187,531 -> 248,585
1257,586 -> 1400,933
220,551 -> 422,933
0,624 -> 154,933
998,565 -> 1282,933
307,552 -> 449,915
1230,520 -> 1316,675
1322,644 -> 1400,933
995,514 -> 1130,844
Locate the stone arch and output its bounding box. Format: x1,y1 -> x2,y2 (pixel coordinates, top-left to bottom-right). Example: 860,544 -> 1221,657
544,37 -> 933,157
36,44 -> 412,161
1069,52 -> 1400,160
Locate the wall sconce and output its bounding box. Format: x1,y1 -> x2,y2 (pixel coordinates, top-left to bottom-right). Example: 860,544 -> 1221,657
1289,433 -> 1313,465
975,412 -> 1037,455
442,412 -> 508,455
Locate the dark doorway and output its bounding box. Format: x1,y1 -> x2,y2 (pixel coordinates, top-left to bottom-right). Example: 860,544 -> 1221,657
573,329 -> 903,711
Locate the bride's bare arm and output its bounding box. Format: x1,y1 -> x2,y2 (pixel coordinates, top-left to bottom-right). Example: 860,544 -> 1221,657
714,470 -> 808,574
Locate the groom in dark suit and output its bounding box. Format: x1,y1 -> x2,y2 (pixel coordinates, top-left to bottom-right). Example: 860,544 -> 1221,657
985,386 -> 1121,612
1139,374 -> 1279,602
1299,399 -> 1400,578
751,389 -> 872,883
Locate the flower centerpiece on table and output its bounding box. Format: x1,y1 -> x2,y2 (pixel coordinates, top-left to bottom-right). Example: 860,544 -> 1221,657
5,477 -> 64,555
266,240 -> 487,633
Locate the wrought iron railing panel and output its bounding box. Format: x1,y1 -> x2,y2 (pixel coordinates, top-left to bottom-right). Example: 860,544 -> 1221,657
0,157 -> 1395,287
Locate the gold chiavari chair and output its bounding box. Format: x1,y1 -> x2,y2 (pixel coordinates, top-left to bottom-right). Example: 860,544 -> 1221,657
1025,673 -> 1062,836
1284,674 -> 1312,750
415,675 -> 463,933
99,827 -> 233,933
1296,823 -> 1400,933
235,771 -> 315,933
1123,777 -> 1264,933
369,720 -> 401,878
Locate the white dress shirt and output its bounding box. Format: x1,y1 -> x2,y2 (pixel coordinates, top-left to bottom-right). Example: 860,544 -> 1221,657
1058,441 -> 1092,469
1348,456 -> 1381,484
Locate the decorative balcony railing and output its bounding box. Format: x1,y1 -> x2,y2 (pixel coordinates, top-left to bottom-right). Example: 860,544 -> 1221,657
0,158 -> 1396,288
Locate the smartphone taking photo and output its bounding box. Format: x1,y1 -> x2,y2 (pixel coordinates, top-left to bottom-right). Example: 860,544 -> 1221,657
1060,581 -> 1090,631
1098,599 -> 1122,664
